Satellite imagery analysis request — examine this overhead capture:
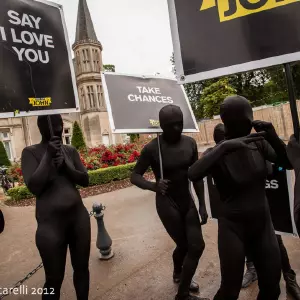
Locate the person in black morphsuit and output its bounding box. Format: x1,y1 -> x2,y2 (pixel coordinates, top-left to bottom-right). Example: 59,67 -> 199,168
189,96 -> 292,300
287,135 -> 300,235
0,209 -> 4,234
21,115 -> 90,300
212,123 -> 300,299
130,105 -> 209,300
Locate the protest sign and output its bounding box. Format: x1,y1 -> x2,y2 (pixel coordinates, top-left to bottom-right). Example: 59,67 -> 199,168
101,72 -> 198,133
0,0 -> 79,117
205,165 -> 298,236
167,0 -> 300,84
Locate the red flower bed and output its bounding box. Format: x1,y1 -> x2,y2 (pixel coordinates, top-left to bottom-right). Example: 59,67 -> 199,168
79,143 -> 147,171
7,139 -> 153,185
7,164 -> 24,185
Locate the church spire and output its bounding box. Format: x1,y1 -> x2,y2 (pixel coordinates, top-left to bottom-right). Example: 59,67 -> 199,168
73,0 -> 102,48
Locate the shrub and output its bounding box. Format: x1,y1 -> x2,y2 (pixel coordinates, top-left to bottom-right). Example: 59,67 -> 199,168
0,141 -> 11,167
88,163 -> 136,186
80,143 -> 141,170
7,185 -> 33,201
7,163 -> 137,201
71,121 -> 86,151
7,163 -> 23,185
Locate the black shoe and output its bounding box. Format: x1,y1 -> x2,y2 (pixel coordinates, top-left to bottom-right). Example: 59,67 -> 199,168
284,270 -> 300,300
242,262 -> 258,288
173,272 -> 199,293
175,294 -> 210,300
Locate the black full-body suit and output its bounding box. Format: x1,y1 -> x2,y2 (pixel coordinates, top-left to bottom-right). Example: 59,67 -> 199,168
21,115 -> 90,300
189,96 -> 292,300
0,209 -> 4,234
131,105 -> 208,300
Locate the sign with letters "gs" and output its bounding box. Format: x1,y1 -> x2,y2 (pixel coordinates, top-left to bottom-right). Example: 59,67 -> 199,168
167,0 -> 300,83
206,165 -> 297,235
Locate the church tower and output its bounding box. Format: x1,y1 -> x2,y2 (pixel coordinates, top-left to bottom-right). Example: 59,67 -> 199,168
73,0 -> 118,147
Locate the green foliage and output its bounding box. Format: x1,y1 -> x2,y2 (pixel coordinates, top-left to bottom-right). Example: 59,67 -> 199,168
71,121 -> 86,151
7,186 -> 33,201
103,64 -> 116,72
128,134 -> 140,143
170,53 -> 300,119
88,163 -> 135,186
7,163 -> 137,201
0,141 -> 11,166
263,63 -> 300,102
228,70 -> 269,106
201,79 -> 237,118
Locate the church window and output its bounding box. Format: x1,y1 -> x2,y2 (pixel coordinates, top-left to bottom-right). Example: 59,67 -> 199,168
92,49 -> 100,72
97,85 -> 102,106
76,51 -> 81,73
80,87 -> 86,110
82,49 -> 90,72
87,85 -> 96,108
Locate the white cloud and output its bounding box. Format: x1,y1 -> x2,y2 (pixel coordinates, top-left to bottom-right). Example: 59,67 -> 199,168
55,0 -> 174,77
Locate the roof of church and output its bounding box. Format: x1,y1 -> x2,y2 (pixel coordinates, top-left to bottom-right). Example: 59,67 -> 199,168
73,0 -> 102,48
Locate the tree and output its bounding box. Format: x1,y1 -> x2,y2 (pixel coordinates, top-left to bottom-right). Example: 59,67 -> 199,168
170,53 -> 216,120
103,64 -> 116,72
264,63 -> 300,103
170,53 -> 300,119
201,78 -> 237,118
128,134 -> 139,143
0,141 -> 11,166
228,70 -> 269,106
71,121 -> 86,151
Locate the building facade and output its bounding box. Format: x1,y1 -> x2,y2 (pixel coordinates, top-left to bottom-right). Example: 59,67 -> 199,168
0,0 -> 122,163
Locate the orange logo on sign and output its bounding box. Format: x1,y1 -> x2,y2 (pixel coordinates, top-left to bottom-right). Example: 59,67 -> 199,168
200,0 -> 298,22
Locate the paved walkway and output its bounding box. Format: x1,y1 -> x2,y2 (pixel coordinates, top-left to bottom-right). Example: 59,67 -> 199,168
1,186 -> 300,299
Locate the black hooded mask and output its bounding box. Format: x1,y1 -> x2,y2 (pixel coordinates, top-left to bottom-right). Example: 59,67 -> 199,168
159,105 -> 183,144
38,114 -> 63,142
213,123 -> 225,144
220,95 -> 253,139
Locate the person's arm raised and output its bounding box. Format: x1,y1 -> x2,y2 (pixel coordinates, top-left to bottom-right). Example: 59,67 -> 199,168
190,140 -> 208,225
130,146 -> 157,192
62,147 -> 89,187
21,148 -> 55,196
188,133 -> 265,182
253,120 -> 292,169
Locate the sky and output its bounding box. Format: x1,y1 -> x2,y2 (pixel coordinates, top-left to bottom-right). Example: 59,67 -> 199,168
54,0 -> 175,77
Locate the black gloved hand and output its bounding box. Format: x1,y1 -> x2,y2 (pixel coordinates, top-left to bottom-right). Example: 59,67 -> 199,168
287,134 -> 300,174
199,206 -> 208,225
155,179 -> 170,195
48,137 -> 62,157
53,152 -> 64,169
253,120 -> 276,140
222,133 -> 265,152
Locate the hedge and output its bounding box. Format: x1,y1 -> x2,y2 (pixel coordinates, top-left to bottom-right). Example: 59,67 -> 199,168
7,163 -> 137,201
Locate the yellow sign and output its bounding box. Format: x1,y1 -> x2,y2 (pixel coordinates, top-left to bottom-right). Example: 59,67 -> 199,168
200,0 -> 298,22
149,119 -> 160,127
29,97 -> 52,107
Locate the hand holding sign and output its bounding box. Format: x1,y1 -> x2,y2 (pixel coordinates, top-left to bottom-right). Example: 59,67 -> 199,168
155,179 -> 170,195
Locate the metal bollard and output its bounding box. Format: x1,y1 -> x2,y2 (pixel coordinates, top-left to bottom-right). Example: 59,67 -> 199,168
92,203 -> 114,260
